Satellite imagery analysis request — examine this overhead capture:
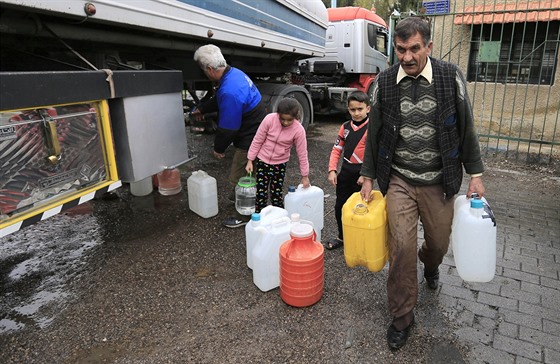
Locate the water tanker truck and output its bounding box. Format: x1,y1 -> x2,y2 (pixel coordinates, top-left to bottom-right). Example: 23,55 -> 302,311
0,0 -> 328,237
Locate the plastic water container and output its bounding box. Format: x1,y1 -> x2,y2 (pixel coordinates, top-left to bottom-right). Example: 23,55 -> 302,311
284,185 -> 324,241
452,195 -> 497,282
157,168 -> 182,195
342,191 -> 388,272
129,176 -> 153,197
279,220 -> 324,307
245,206 -> 289,269
252,216 -> 293,292
187,170 -> 218,218
236,175 -> 257,215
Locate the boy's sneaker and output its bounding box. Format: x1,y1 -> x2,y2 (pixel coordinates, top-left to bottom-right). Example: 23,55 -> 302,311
223,217 -> 248,228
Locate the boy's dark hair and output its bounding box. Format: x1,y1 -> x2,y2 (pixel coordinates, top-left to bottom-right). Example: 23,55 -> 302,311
394,17 -> 431,47
348,91 -> 370,106
277,97 -> 301,119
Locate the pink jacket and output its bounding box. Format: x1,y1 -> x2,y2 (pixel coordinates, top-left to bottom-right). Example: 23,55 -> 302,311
247,113 -> 309,176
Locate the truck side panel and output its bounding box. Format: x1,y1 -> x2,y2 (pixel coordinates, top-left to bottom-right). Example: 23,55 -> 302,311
0,71 -> 187,237
0,0 -> 327,65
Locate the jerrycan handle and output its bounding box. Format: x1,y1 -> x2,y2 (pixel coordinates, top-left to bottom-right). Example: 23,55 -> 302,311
368,190 -> 383,201
355,190 -> 382,213
260,205 -> 274,217
296,183 -> 315,189
238,172 -> 256,187
469,193 -> 497,227
271,216 -> 291,229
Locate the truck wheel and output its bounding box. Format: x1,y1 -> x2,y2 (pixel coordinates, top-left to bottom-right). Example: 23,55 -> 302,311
285,91 -> 311,130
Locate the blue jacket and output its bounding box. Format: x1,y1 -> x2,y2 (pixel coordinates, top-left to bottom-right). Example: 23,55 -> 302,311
204,66 -> 266,152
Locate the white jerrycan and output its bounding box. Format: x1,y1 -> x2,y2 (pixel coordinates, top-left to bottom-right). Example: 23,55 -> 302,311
252,216 -> 293,292
245,206 -> 289,269
187,170 -> 218,218
451,194 -> 497,282
284,184 -> 324,241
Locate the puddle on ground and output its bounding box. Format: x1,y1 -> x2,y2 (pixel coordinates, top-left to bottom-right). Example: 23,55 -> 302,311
0,211 -> 101,333
0,186 -> 189,334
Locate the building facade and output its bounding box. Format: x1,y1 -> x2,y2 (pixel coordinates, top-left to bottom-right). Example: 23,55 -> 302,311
421,0 -> 559,161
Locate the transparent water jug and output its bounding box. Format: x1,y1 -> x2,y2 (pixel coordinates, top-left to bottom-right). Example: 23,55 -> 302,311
157,168 -> 182,196
235,175 -> 256,216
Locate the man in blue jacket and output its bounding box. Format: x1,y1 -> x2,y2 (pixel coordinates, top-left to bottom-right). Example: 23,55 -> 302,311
194,44 -> 267,228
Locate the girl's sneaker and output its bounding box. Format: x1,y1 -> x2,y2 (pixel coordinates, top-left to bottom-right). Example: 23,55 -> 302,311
223,217 -> 248,228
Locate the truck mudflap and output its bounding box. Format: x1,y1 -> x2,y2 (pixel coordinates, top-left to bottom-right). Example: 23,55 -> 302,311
0,100 -> 120,238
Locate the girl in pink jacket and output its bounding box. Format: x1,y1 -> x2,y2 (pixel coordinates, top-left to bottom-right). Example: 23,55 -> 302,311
246,98 -> 310,213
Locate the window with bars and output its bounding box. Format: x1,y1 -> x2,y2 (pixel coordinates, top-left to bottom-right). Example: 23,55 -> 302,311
467,20 -> 559,85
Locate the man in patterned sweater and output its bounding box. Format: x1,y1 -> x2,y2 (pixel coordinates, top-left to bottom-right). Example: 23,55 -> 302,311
360,17 -> 485,350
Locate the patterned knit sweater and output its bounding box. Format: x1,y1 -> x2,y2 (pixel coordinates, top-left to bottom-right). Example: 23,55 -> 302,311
392,76 -> 442,186
361,57 -> 485,198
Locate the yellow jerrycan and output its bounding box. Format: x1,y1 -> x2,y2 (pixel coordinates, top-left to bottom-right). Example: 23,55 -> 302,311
342,191 -> 388,272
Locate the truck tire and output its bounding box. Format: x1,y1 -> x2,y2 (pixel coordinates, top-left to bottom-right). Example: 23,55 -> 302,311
257,83 -> 313,130
284,91 -> 312,130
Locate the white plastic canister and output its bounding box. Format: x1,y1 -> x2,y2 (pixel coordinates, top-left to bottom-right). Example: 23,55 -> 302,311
451,195 -> 497,282
129,176 -> 153,197
245,206 -> 289,269
284,185 -> 324,241
252,216 -> 294,292
187,170 -> 218,218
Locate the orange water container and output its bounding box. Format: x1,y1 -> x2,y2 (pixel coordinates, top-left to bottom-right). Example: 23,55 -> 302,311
342,191 -> 388,272
279,221 -> 324,307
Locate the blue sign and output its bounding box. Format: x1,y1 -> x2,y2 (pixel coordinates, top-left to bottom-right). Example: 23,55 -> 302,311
422,0 -> 450,15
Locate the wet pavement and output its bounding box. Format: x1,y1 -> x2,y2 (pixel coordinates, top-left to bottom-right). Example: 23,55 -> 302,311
1,117 -> 559,363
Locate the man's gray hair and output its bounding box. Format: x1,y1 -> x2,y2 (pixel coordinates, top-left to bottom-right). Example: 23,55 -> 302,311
194,44 -> 227,70
394,17 -> 431,47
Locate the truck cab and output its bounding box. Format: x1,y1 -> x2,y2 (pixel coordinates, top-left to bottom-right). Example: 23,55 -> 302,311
297,7 -> 389,114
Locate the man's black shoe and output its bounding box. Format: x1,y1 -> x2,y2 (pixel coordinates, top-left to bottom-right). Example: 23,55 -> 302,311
425,268 -> 440,290
387,320 -> 414,350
